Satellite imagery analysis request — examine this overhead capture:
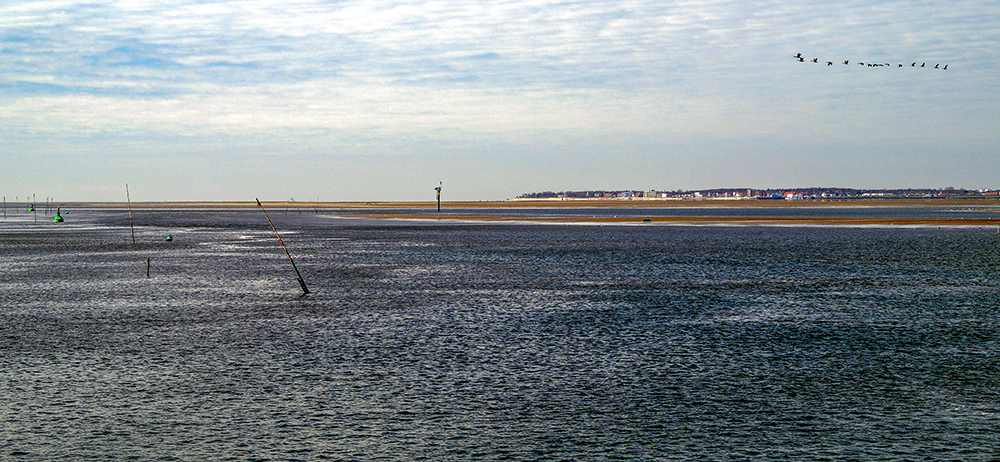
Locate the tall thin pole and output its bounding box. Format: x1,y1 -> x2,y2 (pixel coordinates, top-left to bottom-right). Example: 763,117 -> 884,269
126,184 -> 135,245
435,182 -> 442,213
256,198 -> 309,295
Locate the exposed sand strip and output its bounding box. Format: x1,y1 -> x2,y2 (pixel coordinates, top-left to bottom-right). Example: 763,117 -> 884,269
44,198 -> 1000,226
52,198 -> 1000,209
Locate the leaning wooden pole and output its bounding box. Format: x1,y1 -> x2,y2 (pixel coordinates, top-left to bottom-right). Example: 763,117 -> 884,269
126,184 -> 136,245
256,198 -> 309,295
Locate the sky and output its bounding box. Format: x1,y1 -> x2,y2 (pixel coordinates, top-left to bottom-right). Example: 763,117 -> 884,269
2,0 -> 998,202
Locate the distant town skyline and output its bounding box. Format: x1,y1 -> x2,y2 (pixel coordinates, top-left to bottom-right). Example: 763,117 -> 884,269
3,1 -> 999,202
514,186 -> 1000,201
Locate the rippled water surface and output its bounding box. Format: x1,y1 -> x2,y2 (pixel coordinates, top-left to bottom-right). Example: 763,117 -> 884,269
3,207 -> 1000,460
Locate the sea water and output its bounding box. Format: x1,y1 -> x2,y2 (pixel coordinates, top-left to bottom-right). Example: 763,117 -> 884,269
2,207 -> 1000,460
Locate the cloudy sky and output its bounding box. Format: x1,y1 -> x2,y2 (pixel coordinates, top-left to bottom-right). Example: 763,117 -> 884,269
2,0 -> 998,201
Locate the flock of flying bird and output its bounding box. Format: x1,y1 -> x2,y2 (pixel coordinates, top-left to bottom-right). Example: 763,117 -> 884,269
794,53 -> 948,70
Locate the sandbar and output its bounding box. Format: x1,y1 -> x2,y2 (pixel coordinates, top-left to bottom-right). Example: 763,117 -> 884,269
56,197 -> 1000,209
44,198 -> 1000,226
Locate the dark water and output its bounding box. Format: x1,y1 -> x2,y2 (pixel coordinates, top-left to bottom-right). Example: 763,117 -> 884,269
3,207 -> 1000,460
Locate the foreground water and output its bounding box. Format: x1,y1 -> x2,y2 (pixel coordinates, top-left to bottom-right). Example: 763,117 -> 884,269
2,207 -> 1000,460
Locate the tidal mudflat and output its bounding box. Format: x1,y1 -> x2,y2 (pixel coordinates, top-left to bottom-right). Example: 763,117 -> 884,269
3,205 -> 1000,460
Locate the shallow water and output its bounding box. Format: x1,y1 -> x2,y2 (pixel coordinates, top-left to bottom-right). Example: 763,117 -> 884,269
3,208 -> 1000,460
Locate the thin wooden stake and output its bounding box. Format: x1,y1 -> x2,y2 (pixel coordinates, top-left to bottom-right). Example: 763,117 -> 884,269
126,184 -> 136,245
256,198 -> 309,295
147,257 -> 151,277
435,182 -> 442,212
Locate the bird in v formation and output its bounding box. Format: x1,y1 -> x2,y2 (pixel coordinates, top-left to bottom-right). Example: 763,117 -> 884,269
793,53 -> 947,69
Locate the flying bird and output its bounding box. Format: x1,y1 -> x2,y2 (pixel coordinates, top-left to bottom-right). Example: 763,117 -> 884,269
790,54 -> 950,72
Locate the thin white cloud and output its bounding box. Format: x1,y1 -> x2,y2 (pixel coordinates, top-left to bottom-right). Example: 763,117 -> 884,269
2,78 -> 736,138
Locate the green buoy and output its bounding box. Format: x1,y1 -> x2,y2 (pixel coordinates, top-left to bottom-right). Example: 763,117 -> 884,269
53,208 -> 64,222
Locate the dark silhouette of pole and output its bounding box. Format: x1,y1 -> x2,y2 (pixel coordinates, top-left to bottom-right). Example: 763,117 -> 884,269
435,182 -> 442,212
256,198 -> 309,295
126,184 -> 136,245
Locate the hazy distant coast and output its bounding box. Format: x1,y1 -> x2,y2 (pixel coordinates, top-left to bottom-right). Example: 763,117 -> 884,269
515,187 -> 1000,201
